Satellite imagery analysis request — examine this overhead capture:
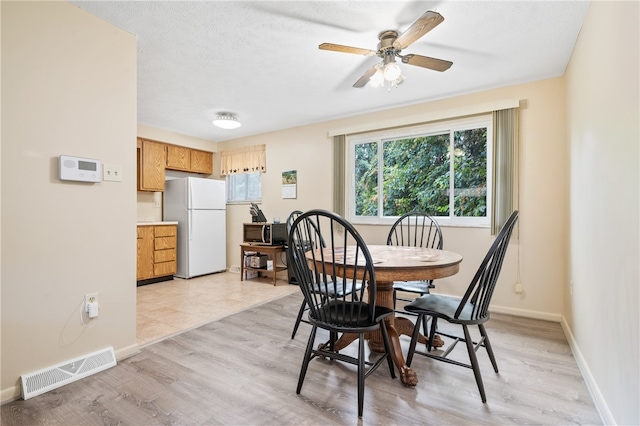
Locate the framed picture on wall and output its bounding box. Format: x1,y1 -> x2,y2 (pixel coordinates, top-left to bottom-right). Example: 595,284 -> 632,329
282,170 -> 297,199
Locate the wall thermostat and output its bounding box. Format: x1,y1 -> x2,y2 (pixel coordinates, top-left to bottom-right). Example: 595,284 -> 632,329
59,155 -> 102,183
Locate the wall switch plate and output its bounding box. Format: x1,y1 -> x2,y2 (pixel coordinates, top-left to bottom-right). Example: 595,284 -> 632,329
103,164 -> 122,182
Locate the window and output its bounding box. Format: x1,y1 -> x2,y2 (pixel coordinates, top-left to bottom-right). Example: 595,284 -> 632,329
348,115 -> 492,226
226,172 -> 262,203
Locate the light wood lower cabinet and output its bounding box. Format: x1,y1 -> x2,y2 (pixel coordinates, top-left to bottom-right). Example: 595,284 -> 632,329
137,224 -> 177,283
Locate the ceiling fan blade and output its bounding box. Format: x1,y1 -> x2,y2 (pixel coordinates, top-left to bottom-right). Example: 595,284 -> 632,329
393,11 -> 444,50
402,54 -> 452,72
319,43 -> 376,56
353,66 -> 378,88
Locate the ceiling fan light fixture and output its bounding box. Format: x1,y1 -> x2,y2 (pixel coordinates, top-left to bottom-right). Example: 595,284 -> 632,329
383,60 -> 402,81
213,113 -> 241,129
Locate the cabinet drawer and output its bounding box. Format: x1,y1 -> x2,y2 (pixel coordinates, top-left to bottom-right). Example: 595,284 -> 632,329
154,249 -> 176,263
155,236 -> 176,250
154,261 -> 176,277
154,225 -> 176,237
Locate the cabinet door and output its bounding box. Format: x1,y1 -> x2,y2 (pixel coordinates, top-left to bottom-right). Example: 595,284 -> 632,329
138,139 -> 166,191
137,226 -> 155,280
166,145 -> 191,171
190,150 -> 213,174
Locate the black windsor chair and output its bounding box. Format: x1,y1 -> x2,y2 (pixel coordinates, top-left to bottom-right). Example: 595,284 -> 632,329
288,209 -> 396,418
405,210 -> 519,403
386,212 -> 443,335
286,210 -> 361,339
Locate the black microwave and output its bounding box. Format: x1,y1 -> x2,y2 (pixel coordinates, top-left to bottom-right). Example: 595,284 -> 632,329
243,223 -> 287,245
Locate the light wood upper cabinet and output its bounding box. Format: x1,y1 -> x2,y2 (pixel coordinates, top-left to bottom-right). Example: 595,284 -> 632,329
137,139 -> 166,191
189,149 -> 213,174
165,145 -> 213,174
166,145 -> 191,171
138,137 -> 214,192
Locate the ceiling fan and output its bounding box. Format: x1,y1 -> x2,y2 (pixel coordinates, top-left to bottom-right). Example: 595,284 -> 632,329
319,10 -> 453,88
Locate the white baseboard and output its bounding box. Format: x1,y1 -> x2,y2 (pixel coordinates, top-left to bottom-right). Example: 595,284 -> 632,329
1,385 -> 20,405
115,343 -> 140,361
560,316 -> 613,425
490,304 -> 563,322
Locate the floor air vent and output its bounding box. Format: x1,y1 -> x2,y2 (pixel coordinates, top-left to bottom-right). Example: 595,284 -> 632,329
21,346 -> 116,400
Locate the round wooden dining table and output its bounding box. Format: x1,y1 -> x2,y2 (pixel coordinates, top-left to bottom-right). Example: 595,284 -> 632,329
311,244 -> 463,387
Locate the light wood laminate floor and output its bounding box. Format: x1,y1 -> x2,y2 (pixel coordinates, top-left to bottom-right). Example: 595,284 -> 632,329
2,289 -> 602,425
136,271 -> 298,346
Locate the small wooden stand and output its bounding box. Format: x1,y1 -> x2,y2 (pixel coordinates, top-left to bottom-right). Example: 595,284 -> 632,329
240,244 -> 287,286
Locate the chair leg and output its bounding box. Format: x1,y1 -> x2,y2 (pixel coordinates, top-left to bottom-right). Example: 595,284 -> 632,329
291,299 -> 308,339
421,314 -> 430,339
462,325 -> 487,403
357,334 -> 365,418
329,331 -> 338,352
406,314 -> 423,367
427,317 -> 438,351
479,324 -> 498,373
379,319 -> 396,378
297,326 -> 317,394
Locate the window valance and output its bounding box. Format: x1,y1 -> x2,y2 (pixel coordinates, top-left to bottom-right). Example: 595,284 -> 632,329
220,144 -> 266,175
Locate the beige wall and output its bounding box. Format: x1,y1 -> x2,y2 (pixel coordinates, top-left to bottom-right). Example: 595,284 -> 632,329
221,78 -> 568,322
2,1 -> 637,422
136,125 -> 218,222
1,2 -> 138,401
565,1 -> 639,424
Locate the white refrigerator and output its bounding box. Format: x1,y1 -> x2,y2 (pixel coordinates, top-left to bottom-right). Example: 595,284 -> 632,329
163,177 -> 226,278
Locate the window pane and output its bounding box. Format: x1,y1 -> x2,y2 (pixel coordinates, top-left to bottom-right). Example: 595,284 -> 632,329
246,173 -> 261,200
453,128 -> 487,217
227,172 -> 261,202
354,142 -> 378,216
382,134 -> 450,217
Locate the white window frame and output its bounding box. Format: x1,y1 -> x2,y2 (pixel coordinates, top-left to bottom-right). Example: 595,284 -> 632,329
346,115 -> 492,227
226,172 -> 262,204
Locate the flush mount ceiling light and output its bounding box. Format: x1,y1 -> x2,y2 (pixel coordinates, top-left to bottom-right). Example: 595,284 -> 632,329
213,113 -> 241,129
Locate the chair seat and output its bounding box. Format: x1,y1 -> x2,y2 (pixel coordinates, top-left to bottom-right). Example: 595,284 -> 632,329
404,294 -> 478,323
311,301 -> 392,331
392,280 -> 432,294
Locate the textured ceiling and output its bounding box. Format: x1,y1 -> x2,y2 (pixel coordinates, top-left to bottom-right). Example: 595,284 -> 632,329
69,1 -> 590,142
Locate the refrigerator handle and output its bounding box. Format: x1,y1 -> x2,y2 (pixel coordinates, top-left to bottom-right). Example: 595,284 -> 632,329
190,209 -> 194,241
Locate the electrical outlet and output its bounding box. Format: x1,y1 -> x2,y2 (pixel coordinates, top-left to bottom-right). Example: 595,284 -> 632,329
85,293 -> 98,312
152,192 -> 162,208
103,164 -> 122,182
514,282 -> 523,294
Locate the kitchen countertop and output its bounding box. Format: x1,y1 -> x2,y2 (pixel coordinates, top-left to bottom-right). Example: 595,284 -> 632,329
137,221 -> 178,226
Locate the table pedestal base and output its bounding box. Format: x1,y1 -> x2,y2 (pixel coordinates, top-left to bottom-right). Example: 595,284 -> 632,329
328,279 -> 443,387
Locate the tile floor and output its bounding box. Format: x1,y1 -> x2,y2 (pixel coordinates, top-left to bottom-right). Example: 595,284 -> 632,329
136,271 -> 299,346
